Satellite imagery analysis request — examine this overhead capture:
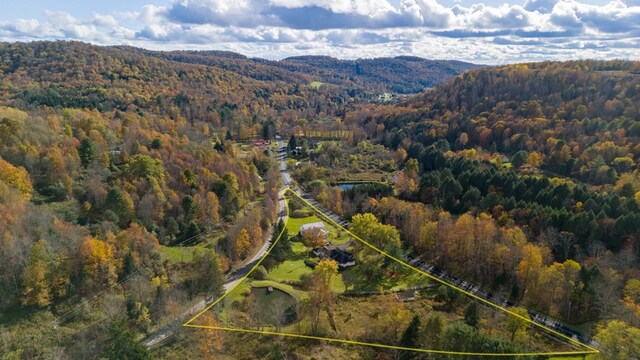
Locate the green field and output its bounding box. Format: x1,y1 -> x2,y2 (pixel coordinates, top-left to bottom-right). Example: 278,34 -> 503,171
310,81 -> 325,89
158,245 -> 197,263
268,259 -> 312,283
286,214 -> 323,234
287,212 -> 351,245
291,241 -> 306,254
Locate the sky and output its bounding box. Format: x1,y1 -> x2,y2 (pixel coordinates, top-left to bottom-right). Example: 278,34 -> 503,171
0,0 -> 639,64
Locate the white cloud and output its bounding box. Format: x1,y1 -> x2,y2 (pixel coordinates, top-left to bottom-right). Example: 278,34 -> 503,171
93,14 -> 119,28
0,0 -> 639,64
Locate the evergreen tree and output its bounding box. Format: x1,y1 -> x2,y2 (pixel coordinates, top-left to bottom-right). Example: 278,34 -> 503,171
464,302 -> 480,329
78,138 -> 96,168
399,315 -> 421,359
288,135 -> 297,152
104,318 -> 151,360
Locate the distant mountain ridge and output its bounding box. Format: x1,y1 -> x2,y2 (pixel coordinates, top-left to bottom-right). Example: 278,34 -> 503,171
117,46 -> 477,94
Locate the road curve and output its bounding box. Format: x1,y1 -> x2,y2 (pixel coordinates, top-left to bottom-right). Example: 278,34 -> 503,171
142,138 -> 290,349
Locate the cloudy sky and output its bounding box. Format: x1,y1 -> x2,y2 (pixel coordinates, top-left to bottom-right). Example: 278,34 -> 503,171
0,0 -> 638,64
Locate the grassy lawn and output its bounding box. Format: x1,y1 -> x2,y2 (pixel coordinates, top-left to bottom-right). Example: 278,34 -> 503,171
251,280 -> 308,301
390,271 -> 431,291
268,259 -> 312,283
286,211 -> 351,246
342,266 -> 431,293
286,214 -> 323,234
226,281 -> 251,304
291,241 -> 306,255
158,245 -> 197,263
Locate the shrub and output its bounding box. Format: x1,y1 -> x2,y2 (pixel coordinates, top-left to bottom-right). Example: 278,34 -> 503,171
304,257 -> 319,269
291,209 -> 313,218
250,265 -> 268,280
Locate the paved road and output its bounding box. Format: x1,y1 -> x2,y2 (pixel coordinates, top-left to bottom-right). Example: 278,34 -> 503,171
277,139 -> 348,228
278,137 -> 594,349
144,137 -> 595,351
142,140 -> 290,349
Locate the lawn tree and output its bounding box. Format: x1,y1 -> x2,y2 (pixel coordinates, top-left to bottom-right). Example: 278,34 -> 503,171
350,213 -> 401,253
301,227 -> 326,249
350,213 -> 403,278
306,259 -> 339,335
288,135 -> 297,154
270,220 -> 291,264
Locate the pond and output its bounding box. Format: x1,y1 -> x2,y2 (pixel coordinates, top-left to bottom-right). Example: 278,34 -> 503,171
250,286 -> 298,326
335,182 -> 377,190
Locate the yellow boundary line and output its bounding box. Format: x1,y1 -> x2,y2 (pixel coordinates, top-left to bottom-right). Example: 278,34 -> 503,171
184,188 -> 599,357
183,190 -> 291,325
183,325 -> 594,357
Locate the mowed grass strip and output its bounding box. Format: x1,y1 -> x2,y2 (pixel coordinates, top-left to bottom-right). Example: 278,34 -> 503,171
251,280 -> 308,301
268,259 -> 312,283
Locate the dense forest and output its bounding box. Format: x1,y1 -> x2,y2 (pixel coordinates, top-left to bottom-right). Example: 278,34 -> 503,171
120,47 -> 476,94
326,61 -> 640,350
1,40 -> 639,359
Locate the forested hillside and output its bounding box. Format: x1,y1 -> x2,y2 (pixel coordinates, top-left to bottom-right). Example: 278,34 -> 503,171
3,40 -> 639,358
0,42 -> 285,357
278,55 -> 475,93
339,60 -> 640,332
120,47 -> 476,94
0,41 -> 474,359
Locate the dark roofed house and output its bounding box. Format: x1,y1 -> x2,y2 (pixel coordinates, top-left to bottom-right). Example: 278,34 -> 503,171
312,245 -> 355,270
329,248 -> 355,269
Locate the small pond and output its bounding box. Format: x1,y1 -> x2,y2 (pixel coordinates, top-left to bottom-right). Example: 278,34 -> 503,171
335,182 -> 377,190
251,286 -> 298,326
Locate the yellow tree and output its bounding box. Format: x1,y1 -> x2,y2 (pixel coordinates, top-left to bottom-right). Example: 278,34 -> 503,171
517,243 -> 544,301
0,156 -> 33,200
193,312 -> 224,357
622,279 -> 640,326
507,307 -> 531,342
22,240 -> 51,307
79,237 -> 119,292
204,192 -> 220,225
350,213 -> 401,252
306,259 -> 339,334
594,320 -> 640,360
234,229 -> 251,260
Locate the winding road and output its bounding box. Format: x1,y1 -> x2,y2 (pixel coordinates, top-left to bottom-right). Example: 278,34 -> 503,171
143,136 -> 595,352
142,138 -> 290,349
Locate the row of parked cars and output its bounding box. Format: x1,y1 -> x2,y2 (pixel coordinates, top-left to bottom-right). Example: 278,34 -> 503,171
405,255 -> 597,348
